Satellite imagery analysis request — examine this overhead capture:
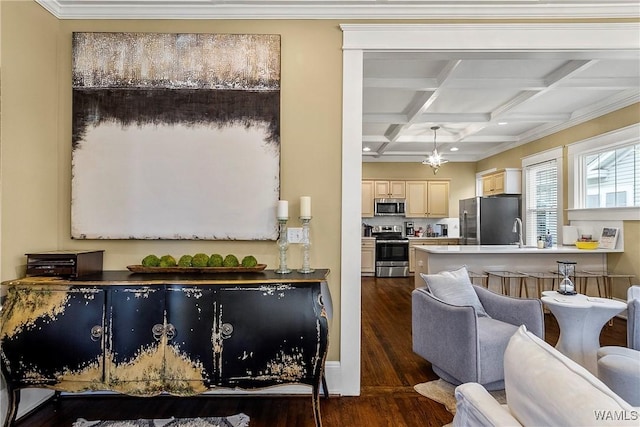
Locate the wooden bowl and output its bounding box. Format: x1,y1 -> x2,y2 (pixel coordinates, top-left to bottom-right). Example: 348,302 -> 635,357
575,241 -> 599,250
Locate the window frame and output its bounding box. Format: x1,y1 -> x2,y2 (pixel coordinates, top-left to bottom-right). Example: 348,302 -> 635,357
522,147 -> 564,246
567,124 -> 640,221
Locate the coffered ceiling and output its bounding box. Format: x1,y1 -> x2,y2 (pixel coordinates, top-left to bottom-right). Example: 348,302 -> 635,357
362,50 -> 640,162
36,1 -> 640,162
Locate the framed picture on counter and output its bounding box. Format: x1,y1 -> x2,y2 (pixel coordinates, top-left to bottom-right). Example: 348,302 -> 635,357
599,227 -> 620,249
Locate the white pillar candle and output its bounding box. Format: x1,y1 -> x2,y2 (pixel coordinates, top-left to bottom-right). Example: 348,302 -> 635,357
300,196 -> 312,219
277,200 -> 289,220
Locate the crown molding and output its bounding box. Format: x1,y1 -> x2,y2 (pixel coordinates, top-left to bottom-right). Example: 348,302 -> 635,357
35,0 -> 640,20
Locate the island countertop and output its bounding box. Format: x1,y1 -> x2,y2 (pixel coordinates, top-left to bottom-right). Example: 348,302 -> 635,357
414,245 -> 622,254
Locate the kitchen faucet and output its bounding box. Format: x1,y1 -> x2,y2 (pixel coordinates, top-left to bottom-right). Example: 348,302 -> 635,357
512,218 -> 523,248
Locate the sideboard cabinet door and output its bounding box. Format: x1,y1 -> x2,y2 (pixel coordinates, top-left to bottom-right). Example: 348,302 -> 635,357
107,286 -> 216,395
216,283 -> 327,389
0,286 -> 105,388
107,286 -> 167,394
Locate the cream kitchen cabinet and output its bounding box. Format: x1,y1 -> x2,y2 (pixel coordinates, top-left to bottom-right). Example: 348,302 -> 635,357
361,238 -> 376,275
362,180 -> 375,217
373,180 -> 406,199
409,238 -> 459,272
405,181 -> 449,218
482,168 -> 521,195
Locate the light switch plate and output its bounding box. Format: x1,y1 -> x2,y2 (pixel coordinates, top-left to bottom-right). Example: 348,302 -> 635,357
288,228 -> 303,243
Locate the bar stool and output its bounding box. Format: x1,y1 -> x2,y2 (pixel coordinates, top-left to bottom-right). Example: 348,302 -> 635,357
583,272 -> 636,299
573,271 -> 605,297
468,271 -> 489,288
521,271 -> 559,299
486,271 -> 529,297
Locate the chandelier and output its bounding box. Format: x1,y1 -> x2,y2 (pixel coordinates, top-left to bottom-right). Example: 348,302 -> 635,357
422,125 -> 448,174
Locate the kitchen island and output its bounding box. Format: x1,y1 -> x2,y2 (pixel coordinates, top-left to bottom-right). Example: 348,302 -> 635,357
413,245 -> 621,293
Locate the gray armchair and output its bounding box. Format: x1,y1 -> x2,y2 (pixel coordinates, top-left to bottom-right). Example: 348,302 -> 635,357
412,285 -> 544,390
596,285 -> 640,405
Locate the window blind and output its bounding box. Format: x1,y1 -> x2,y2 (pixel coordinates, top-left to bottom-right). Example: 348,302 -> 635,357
583,144 -> 639,208
525,159 -> 558,246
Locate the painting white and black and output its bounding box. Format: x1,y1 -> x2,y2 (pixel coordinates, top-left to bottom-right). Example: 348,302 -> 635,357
71,32 -> 281,240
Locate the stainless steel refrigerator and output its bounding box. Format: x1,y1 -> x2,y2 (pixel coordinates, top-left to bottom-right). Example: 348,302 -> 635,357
459,196 -> 521,245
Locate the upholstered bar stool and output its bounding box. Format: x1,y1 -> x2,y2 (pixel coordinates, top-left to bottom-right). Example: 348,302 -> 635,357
468,271 -> 489,288
486,271 -> 529,297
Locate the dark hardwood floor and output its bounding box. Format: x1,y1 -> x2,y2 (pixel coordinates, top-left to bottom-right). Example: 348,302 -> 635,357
13,277 -> 627,427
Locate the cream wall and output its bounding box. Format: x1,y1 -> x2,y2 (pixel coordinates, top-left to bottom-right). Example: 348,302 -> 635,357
362,161 -> 477,218
1,1 -> 60,279
1,2 -> 344,360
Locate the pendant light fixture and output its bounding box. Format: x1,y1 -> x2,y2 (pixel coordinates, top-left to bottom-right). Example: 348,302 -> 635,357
422,125 -> 448,174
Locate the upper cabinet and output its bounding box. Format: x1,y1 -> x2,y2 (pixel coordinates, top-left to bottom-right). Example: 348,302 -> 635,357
482,168 -> 521,196
362,180 -> 375,217
373,180 -> 406,199
405,181 -> 450,218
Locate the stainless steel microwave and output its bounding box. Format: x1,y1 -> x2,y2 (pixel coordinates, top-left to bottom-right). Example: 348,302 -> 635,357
374,198 -> 406,216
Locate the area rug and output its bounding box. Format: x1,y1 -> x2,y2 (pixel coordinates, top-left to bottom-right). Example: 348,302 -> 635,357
73,413 -> 249,427
414,379 -> 506,414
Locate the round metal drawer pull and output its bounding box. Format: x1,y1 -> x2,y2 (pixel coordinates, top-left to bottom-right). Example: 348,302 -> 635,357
221,323 -> 234,339
165,324 -> 176,341
152,323 -> 165,341
90,325 -> 103,341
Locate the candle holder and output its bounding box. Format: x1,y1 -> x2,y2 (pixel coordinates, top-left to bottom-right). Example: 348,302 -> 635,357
275,218 -> 291,274
298,217 -> 315,274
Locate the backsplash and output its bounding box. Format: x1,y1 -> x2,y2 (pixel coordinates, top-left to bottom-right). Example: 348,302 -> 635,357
362,216 -> 460,238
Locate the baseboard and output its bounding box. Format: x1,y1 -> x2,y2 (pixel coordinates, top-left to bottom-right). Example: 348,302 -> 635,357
0,360 -> 343,424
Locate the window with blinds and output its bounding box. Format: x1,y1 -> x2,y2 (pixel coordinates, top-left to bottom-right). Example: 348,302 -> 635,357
582,143 -> 639,208
525,159 -> 558,246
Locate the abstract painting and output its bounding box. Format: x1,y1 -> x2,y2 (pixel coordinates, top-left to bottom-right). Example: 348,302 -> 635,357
71,32 -> 280,240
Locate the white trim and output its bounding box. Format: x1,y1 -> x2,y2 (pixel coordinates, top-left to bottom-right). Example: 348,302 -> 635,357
33,1 -> 640,20
567,124 -> 640,156
567,123 -> 640,211
567,207 -> 640,221
341,23 -> 640,52
342,22 -> 636,397
340,48 -> 364,396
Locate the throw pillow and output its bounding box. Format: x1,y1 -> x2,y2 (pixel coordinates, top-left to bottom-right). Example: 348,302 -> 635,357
420,266 -> 490,317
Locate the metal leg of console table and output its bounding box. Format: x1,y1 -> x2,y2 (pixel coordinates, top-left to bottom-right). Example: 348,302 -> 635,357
321,374 -> 329,399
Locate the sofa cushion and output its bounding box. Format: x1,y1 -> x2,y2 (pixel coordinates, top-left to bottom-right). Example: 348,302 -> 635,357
421,266 -> 490,317
505,326 -> 636,426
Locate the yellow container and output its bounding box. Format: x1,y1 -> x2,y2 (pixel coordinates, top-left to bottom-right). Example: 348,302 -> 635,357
575,241 -> 599,250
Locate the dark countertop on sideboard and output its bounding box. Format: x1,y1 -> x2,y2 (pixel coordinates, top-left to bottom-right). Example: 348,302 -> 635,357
2,269 -> 330,286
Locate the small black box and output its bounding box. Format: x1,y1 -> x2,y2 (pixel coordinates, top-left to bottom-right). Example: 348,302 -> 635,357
26,250 -> 104,278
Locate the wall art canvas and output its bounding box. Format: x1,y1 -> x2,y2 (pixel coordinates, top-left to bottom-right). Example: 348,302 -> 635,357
71,32 -> 281,240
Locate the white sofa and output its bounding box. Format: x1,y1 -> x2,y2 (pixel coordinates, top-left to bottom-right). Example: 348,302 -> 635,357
453,325 -> 639,426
